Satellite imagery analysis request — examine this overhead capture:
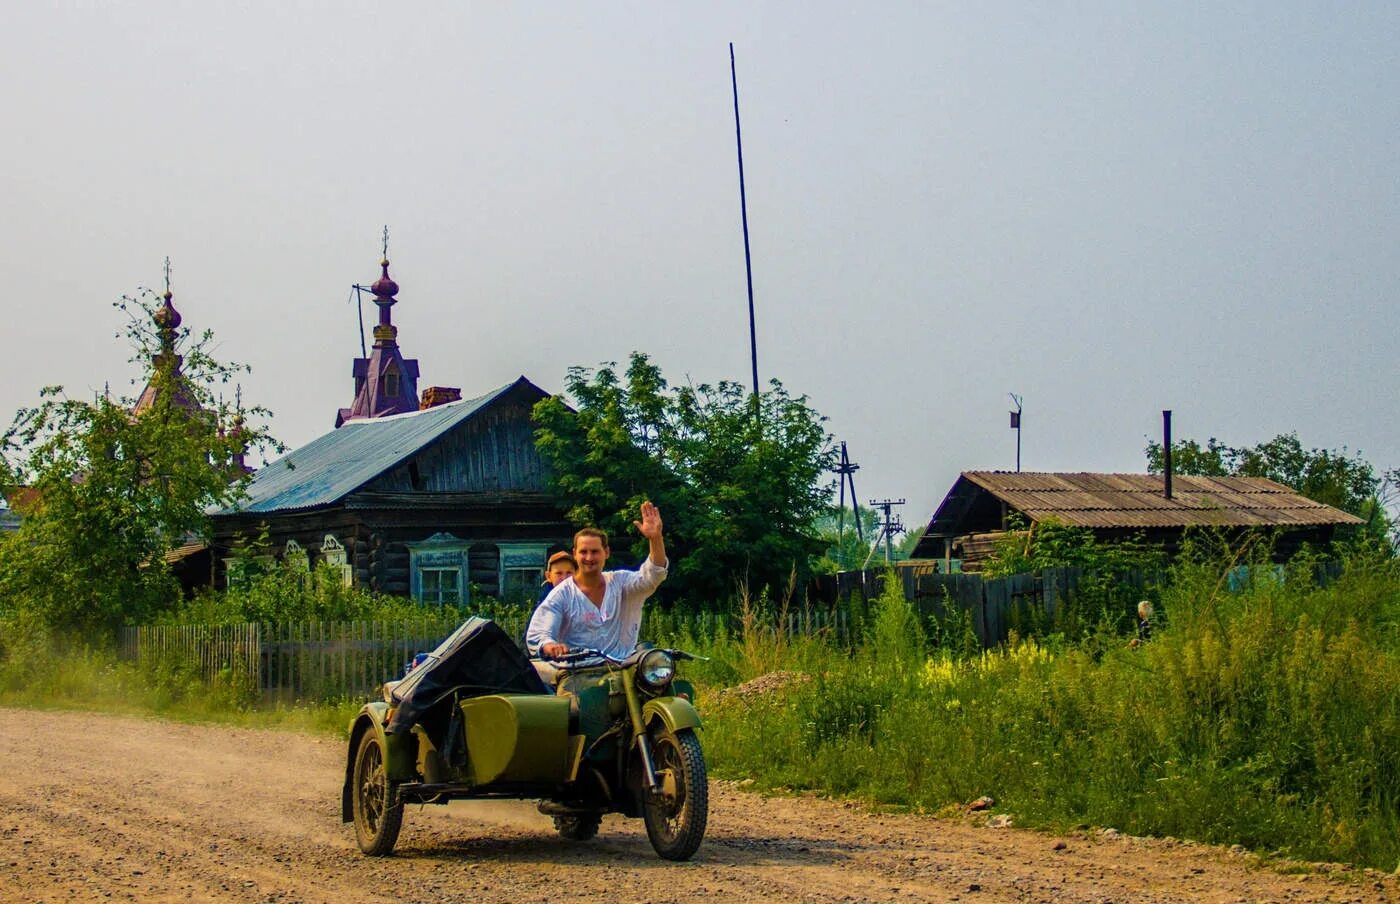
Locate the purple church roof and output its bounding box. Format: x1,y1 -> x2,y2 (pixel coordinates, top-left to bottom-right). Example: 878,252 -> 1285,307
336,256 -> 421,427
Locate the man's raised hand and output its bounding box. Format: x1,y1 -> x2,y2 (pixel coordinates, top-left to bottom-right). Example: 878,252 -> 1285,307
634,500 -> 664,540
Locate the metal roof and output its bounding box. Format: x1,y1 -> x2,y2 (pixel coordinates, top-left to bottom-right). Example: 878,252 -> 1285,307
218,378 -> 543,515
914,470 -> 1363,553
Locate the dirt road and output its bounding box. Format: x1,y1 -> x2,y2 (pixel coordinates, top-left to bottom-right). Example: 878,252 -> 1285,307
0,708 -> 1393,903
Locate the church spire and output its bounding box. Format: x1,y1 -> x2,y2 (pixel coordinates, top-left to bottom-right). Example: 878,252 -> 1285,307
133,258 -> 200,417
370,231 -> 400,347
335,229 -> 421,427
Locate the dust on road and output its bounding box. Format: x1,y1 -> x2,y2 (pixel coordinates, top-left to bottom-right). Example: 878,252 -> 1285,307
0,708 -> 1392,903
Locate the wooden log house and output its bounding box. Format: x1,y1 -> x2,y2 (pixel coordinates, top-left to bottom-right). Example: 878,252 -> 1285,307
911,471 -> 1365,572
208,254 -> 572,604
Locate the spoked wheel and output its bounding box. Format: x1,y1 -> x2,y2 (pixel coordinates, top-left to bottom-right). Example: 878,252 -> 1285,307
642,727 -> 708,861
352,731 -> 404,855
553,812 -> 603,841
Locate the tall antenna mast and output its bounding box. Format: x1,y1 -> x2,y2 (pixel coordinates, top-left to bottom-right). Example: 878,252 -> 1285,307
1009,393 -> 1023,472
730,43 -> 760,408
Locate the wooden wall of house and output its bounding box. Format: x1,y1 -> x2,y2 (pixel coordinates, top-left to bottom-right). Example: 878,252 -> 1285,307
355,508 -> 571,598
364,396 -> 549,495
214,502 -> 573,601
210,509 -> 369,592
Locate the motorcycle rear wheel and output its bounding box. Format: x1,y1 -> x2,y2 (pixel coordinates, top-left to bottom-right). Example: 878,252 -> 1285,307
642,728 -> 708,861
352,731 -> 404,855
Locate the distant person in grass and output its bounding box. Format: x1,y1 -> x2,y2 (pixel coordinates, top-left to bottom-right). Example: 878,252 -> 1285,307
1129,599 -> 1153,648
526,501 -> 668,660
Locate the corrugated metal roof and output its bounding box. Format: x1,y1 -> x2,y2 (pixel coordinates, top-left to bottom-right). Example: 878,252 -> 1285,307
218,378 -> 538,515
960,471 -> 1364,529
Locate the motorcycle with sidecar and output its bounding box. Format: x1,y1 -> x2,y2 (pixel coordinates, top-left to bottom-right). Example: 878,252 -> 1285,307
341,617 -> 707,860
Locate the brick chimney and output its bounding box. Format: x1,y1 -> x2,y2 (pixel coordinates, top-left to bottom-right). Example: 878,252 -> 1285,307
420,386 -> 462,410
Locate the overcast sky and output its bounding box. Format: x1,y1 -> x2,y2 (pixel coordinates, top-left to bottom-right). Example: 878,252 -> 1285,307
4,2 -> 1397,532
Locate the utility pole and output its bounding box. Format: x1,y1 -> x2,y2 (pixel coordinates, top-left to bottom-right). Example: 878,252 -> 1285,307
1009,393 -> 1023,472
863,498 -> 907,568
834,441 -> 863,567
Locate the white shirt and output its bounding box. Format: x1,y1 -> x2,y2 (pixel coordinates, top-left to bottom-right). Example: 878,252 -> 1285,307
525,557 -> 668,659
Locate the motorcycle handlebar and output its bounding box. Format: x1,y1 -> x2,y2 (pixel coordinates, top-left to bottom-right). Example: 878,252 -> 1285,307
539,648 -> 609,664
534,646 -> 706,666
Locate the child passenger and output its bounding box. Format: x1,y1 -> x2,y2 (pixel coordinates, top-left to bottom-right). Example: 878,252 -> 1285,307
537,550 -> 578,605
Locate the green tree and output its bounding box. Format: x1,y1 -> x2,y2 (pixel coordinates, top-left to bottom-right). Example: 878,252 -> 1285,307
532,352 -> 834,604
0,288 -> 276,634
1143,437 -> 1232,477
812,506 -> 882,573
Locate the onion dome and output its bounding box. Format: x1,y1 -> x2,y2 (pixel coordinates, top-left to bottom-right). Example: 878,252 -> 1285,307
153,290 -> 183,330
371,259 -> 399,298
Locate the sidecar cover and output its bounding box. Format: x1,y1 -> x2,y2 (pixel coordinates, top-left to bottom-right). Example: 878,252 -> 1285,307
387,617 -> 548,733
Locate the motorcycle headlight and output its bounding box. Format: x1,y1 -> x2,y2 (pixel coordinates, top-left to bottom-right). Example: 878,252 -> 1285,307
638,649 -> 676,691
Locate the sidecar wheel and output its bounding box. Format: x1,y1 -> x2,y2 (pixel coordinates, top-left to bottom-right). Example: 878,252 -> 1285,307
352,731 -> 404,856
553,812 -> 603,841
642,728 -> 708,861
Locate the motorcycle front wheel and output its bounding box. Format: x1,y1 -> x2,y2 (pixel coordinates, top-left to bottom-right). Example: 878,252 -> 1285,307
642,727 -> 708,861
352,731 -> 404,855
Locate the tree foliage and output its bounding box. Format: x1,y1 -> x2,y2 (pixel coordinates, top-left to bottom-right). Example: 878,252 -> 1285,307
532,353 -> 834,604
811,506 -> 883,574
0,289 -> 277,634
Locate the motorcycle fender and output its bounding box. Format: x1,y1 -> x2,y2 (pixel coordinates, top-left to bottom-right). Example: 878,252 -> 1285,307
642,696 -> 703,735
342,703 -> 417,822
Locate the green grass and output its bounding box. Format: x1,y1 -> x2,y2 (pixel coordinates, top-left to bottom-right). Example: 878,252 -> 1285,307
690,548 -> 1400,872
0,642 -> 365,735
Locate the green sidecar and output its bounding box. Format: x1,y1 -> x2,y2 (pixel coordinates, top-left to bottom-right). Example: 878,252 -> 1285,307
341,617 -> 707,861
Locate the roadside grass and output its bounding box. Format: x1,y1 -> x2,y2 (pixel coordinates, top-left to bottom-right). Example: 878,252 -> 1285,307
0,635 -> 363,735
695,547 -> 1400,873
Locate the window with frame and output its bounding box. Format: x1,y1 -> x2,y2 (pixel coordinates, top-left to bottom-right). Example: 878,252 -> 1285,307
381,363 -> 400,398
224,555 -> 274,591
284,539 -> 310,589
407,533 -> 470,607
419,567 -> 462,606
497,542 -> 550,604
321,535 -> 354,588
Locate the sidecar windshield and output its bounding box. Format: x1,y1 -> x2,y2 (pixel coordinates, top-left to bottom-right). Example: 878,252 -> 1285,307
388,618 -> 548,732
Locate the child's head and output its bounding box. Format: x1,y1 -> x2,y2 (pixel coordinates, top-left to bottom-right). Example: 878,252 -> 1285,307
1137,600 -> 1153,621
545,550 -> 578,585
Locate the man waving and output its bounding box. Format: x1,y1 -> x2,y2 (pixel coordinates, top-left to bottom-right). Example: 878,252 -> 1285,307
526,501 -> 668,660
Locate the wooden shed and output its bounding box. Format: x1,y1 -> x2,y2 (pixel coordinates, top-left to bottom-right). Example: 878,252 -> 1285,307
209,377 -> 572,604
910,471 -> 1364,572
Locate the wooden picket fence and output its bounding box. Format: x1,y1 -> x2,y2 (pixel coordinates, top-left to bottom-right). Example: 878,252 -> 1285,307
118,605 -> 853,704
119,616 -> 464,703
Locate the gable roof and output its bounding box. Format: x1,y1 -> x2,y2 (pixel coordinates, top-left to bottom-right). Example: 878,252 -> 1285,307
219,377 -> 548,516
913,470 -> 1364,556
